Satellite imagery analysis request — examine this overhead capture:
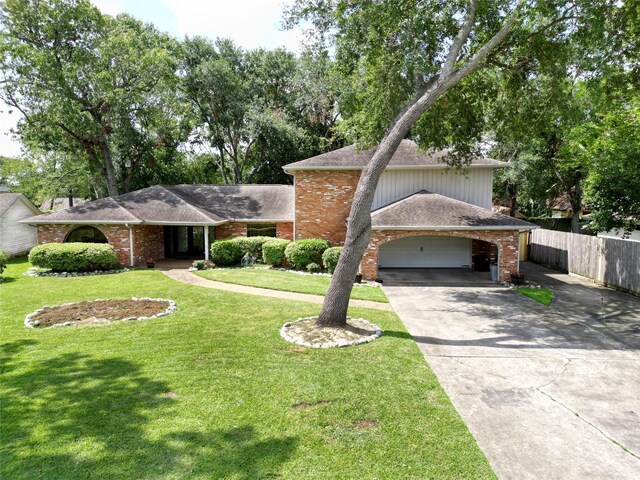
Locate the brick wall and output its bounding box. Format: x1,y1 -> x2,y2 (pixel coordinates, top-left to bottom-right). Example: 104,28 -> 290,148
37,224 -> 133,266
276,222 -> 293,240
36,223 -> 165,267
293,170 -> 361,245
133,225 -> 164,265
215,222 -> 247,239
361,230 -> 520,281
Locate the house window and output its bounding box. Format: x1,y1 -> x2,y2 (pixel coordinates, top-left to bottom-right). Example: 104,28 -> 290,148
247,223 -> 277,237
64,226 -> 108,243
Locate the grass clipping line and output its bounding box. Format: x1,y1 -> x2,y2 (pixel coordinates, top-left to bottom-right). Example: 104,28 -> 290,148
24,297 -> 177,328
281,316 -> 382,349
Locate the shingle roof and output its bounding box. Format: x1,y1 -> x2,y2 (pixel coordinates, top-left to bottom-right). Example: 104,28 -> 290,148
0,193 -> 41,217
370,191 -> 537,230
283,140 -> 508,170
0,193 -> 22,217
39,197 -> 87,212
23,184 -> 294,225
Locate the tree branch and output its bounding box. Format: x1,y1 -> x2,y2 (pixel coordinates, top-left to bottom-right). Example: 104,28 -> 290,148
442,0 -> 478,75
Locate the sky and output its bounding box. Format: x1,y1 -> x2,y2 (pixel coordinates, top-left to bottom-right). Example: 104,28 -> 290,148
0,0 -> 305,157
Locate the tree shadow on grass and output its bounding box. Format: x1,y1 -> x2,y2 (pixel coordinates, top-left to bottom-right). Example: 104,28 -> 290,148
1,342 -> 297,479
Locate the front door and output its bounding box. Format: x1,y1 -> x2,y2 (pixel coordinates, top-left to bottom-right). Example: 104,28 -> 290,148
164,226 -> 205,258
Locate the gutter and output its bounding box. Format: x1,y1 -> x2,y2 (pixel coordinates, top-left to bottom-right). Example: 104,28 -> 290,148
371,225 -> 539,231
283,164 -> 510,173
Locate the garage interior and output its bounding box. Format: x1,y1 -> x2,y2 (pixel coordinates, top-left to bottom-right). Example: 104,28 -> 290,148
377,235 -> 499,286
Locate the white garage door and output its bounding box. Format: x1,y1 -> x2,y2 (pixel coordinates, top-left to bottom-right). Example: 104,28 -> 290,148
378,236 -> 472,268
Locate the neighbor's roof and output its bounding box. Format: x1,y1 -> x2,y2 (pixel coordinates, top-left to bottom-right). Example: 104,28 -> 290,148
22,184 -> 294,225
0,192 -> 41,217
283,140 -> 508,171
371,191 -> 537,230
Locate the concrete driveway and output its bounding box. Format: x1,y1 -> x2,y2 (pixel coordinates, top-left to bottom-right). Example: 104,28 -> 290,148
382,262 -> 640,479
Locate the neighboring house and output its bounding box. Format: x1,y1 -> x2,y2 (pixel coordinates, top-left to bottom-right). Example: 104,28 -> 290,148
598,226 -> 640,242
22,140 -> 536,281
550,193 -> 591,219
0,192 -> 41,257
39,197 -> 87,212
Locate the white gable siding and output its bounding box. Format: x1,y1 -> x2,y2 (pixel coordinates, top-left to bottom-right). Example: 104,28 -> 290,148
372,168 -> 494,210
0,200 -> 38,256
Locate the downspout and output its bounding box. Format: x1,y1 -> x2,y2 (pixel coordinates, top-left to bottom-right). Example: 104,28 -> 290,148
126,224 -> 134,267
204,225 -> 209,261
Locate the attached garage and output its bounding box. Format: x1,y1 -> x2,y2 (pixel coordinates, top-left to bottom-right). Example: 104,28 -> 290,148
378,235 -> 471,268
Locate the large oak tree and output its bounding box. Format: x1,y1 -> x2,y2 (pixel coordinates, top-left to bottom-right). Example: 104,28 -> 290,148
287,0 -> 613,327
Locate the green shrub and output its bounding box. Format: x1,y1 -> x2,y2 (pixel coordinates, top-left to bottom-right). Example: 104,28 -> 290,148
0,250 -> 7,275
284,239 -> 331,269
192,259 -> 214,270
262,239 -> 290,266
232,236 -> 274,258
322,246 -> 343,273
28,243 -> 118,272
209,240 -> 242,266
306,262 -> 321,273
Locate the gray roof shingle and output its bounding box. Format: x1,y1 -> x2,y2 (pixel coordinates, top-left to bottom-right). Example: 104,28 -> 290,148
23,184 -> 294,225
371,191 -> 537,230
0,193 -> 41,217
283,139 -> 507,170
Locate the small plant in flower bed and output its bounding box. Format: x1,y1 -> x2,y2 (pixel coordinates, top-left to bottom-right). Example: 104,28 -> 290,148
306,262 -> 322,273
262,239 -> 290,266
209,240 -> 242,266
284,239 -> 330,270
192,259 -> 215,271
28,242 -> 118,272
322,246 -> 342,273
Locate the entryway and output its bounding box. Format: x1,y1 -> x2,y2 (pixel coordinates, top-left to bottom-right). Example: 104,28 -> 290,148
164,226 -> 209,258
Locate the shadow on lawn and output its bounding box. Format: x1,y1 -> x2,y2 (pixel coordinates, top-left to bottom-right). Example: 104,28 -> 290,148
1,341 -> 297,479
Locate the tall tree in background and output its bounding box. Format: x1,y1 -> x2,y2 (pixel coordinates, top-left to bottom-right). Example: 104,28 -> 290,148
288,0 -> 610,327
181,38 -> 339,184
0,0 -> 184,196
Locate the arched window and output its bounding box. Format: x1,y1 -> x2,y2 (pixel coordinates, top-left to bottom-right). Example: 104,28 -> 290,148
64,226 -> 108,243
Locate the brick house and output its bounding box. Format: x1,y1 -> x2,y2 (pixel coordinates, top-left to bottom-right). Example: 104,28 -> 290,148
23,140 -> 535,280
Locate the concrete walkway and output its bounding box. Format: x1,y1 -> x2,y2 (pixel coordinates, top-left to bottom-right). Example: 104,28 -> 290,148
383,262 -> 640,480
162,268 -> 393,311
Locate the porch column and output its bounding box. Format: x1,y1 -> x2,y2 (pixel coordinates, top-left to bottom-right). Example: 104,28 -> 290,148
127,224 -> 134,267
204,226 -> 209,261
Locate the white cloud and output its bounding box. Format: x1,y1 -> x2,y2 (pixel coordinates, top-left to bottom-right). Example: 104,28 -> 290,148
0,104 -> 23,158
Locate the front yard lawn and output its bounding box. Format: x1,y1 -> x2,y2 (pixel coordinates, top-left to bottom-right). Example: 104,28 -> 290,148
1,257 -> 493,479
196,267 -> 389,303
516,287 -> 554,306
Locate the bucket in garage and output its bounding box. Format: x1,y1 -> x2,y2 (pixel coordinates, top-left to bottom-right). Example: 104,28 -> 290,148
490,264 -> 498,282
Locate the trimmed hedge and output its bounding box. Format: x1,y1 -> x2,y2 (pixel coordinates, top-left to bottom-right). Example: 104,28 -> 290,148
28,243 -> 118,272
0,250 -> 7,275
284,239 -> 331,269
322,246 -> 343,273
232,236 -> 274,258
262,239 -> 290,266
209,240 -> 242,266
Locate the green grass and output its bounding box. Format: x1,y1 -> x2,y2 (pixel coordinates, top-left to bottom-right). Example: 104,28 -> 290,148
516,287 -> 555,306
196,267 -> 389,303
1,257 -> 494,479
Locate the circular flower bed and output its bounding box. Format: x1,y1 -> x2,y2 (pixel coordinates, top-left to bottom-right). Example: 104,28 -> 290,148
25,297 -> 176,328
280,316 -> 382,348
24,267 -> 129,278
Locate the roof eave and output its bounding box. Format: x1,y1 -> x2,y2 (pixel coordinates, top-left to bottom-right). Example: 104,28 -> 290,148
19,219 -> 142,225
284,164 -> 509,172
372,225 -> 538,231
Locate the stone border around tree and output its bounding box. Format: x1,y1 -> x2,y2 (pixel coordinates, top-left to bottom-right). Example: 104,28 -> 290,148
24,297 -> 177,328
24,267 -> 130,278
280,316 -> 382,348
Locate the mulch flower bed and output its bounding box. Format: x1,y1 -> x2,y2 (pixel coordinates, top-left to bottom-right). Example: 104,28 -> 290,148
25,297 -> 176,328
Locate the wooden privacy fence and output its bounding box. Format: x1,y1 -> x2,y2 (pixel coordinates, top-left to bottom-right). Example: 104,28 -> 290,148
529,229 -> 640,295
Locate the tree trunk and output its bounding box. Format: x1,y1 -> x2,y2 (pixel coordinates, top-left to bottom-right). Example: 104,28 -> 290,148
99,138 -> 119,197
316,4 -> 517,327
569,171 -> 583,233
